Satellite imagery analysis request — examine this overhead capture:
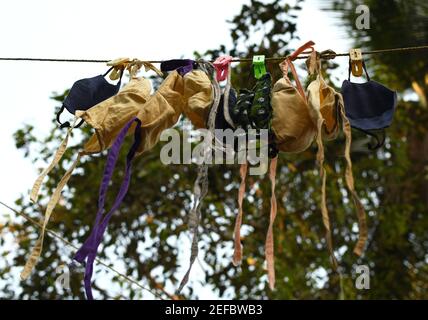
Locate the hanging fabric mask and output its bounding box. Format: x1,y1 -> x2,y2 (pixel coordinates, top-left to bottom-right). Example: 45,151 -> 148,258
73,68 -> 189,299
306,50 -> 340,140
341,60 -> 397,149
182,68 -> 214,129
306,51 -> 368,266
21,61 -> 162,281
271,41 -> 317,154
57,67 -> 124,128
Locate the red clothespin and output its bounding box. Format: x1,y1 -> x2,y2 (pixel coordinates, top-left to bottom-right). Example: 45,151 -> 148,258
288,41 -> 315,61
213,56 -> 233,82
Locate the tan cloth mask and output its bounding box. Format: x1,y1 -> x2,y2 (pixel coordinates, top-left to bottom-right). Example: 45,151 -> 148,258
306,51 -> 339,140
271,41 -> 317,153
182,69 -> 214,129
22,62 -> 162,280
306,51 -> 368,263
134,70 -> 186,155
79,76 -> 153,153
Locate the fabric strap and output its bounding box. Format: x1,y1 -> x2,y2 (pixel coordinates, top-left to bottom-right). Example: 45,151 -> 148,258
22,118 -> 86,279
288,41 -> 315,61
281,59 -> 307,102
356,128 -> 386,150
56,106 -> 85,129
232,162 -> 248,266
176,61 -> 221,293
222,63 -> 236,128
337,95 -> 368,256
30,118 -> 79,203
176,163 -> 209,293
279,41 -> 315,103
73,117 -> 142,299
315,118 -> 339,270
21,150 -> 85,280
265,156 -> 278,290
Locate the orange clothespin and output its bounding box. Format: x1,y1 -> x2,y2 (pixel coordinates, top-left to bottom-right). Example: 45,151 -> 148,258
349,48 -> 364,77
213,56 -> 233,82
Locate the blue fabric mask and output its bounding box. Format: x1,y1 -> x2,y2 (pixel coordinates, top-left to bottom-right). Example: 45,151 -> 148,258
341,62 -> 397,148
57,67 -> 123,128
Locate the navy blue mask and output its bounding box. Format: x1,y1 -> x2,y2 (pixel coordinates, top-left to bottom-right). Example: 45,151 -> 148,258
341,62 -> 397,148
57,67 -> 123,128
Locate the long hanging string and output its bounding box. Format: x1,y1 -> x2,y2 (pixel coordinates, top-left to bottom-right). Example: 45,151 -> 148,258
177,62 -> 221,293
338,94 -> 368,256
0,45 -> 427,64
265,156 -> 278,290
232,162 -> 248,266
22,149 -> 86,280
30,118 -> 78,203
316,117 -> 339,270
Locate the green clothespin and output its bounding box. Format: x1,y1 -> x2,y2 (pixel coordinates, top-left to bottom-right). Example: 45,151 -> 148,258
253,55 -> 266,79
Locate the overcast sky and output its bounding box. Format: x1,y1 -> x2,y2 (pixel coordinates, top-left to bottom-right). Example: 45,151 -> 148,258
0,0 -> 352,299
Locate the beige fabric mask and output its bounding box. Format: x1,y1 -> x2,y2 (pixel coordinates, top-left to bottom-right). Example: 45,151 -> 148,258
134,70 -> 185,156
271,57 -> 317,153
79,76 -> 153,153
306,51 -> 339,140
182,69 -> 214,129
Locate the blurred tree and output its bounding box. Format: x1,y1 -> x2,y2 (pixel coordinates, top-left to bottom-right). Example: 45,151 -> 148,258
1,0 -> 427,300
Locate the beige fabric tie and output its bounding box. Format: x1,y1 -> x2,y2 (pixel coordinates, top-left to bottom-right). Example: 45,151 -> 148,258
338,95 -> 368,256
315,118 -> 339,270
233,162 -> 248,266
22,151 -> 85,279
265,156 -> 278,290
30,119 -> 78,203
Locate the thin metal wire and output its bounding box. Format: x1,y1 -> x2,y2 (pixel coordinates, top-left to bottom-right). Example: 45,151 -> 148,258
0,200 -> 168,300
0,45 -> 427,64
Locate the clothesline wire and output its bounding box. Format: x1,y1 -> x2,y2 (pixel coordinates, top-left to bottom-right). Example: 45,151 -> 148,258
0,200 -> 173,300
0,44 -> 427,64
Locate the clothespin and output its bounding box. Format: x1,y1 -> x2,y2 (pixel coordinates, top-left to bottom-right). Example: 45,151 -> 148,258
107,57 -> 131,80
252,55 -> 266,79
213,56 -> 233,82
349,48 -> 363,77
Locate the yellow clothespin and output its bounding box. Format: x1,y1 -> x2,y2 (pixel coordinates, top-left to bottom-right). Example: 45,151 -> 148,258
349,48 -> 363,77
107,57 -> 163,79
107,57 -> 131,80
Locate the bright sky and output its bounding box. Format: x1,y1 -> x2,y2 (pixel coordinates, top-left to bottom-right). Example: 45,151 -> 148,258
0,0 -> 352,299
